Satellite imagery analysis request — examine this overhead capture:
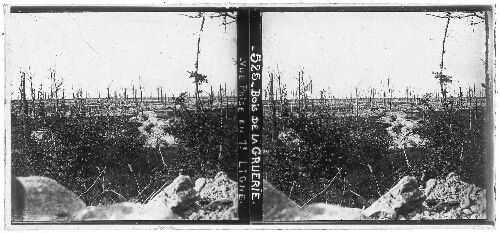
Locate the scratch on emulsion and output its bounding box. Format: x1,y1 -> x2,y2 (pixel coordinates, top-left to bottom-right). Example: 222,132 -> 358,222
66,13 -> 101,58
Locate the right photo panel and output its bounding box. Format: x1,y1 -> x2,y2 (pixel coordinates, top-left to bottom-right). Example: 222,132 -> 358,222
262,10 -> 494,222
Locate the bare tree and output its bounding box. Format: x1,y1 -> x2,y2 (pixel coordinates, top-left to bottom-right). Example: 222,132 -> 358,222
48,67 -> 63,113
182,12 -> 236,108
427,11 -> 486,109
18,71 -> 29,142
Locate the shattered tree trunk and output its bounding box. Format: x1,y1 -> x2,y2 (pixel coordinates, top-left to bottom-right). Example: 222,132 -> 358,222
439,14 -> 451,104
20,72 -> 29,143
269,73 -> 277,141
194,16 -> 206,108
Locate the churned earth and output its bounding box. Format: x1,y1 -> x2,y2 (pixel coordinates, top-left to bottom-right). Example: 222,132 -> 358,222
14,171 -> 238,221
14,111 -> 239,221
263,172 -> 487,221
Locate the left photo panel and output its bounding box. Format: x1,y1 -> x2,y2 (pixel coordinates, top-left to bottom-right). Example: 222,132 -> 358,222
4,7 -> 242,224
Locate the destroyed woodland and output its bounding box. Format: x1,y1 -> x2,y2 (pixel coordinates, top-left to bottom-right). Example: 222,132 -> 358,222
262,11 -> 491,221
7,10 -> 493,223
11,101 -> 239,221
263,96 -> 488,221
9,11 -> 240,221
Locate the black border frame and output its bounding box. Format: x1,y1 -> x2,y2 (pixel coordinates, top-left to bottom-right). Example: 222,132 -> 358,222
5,4 -> 496,227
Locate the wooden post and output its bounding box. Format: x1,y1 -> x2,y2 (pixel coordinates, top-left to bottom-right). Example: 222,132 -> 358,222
210,86 -> 214,106
474,84 -> 477,120
19,72 -> 29,142
225,83 -> 228,119
298,71 -> 301,114
29,76 -> 35,118
390,90 -> 393,110
355,87 -> 359,117
172,94 -> 176,117
383,91 -> 386,109
132,85 -> 136,104
269,72 -> 276,140
277,72 -> 282,119
459,86 -> 463,108
469,87 -> 472,129
219,85 -> 223,160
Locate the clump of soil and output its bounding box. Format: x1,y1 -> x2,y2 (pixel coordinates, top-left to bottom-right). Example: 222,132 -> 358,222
185,172 -> 238,220
407,172 -> 487,220
132,111 -> 177,148
380,111 -> 427,149
263,172 -> 488,221
63,172 -> 238,221
130,112 -> 237,220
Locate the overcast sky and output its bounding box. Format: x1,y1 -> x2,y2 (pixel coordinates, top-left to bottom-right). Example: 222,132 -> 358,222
6,12 -> 237,99
263,12 -> 487,99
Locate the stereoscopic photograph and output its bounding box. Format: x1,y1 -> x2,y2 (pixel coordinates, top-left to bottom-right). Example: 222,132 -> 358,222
5,9 -> 239,222
3,4 -> 497,229
262,10 -> 494,221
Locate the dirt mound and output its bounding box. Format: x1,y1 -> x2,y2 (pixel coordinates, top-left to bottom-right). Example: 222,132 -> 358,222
277,128 -> 304,147
264,176 -> 424,221
409,172 -> 487,220
187,171 -> 238,220
132,111 -> 177,148
264,172 -> 487,221
141,171 -> 238,220
14,172 -> 237,221
362,176 -> 425,219
380,111 -> 427,149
